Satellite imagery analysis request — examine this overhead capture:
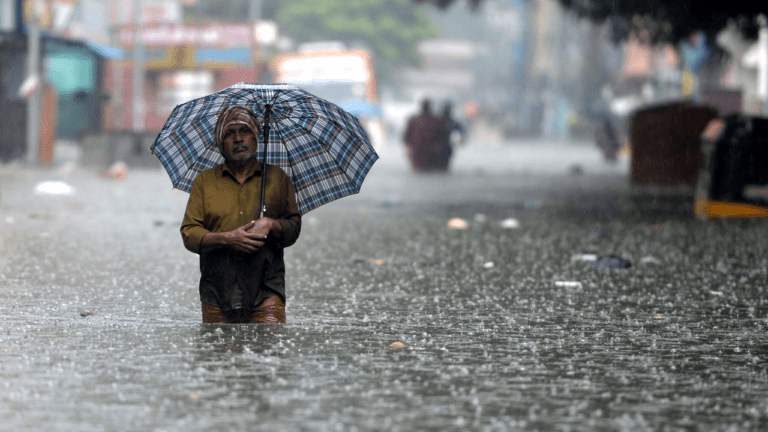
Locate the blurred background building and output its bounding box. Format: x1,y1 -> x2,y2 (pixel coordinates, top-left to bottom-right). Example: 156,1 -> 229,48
1,0 -> 767,168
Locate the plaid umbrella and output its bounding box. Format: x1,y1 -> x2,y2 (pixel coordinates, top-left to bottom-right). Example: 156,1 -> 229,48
150,83 -> 378,215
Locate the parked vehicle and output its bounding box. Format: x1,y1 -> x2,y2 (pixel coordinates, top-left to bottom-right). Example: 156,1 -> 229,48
272,44 -> 384,151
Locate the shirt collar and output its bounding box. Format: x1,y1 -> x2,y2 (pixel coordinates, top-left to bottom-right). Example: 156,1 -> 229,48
219,160 -> 263,180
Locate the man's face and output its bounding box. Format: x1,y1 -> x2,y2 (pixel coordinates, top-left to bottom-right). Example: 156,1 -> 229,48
221,123 -> 258,164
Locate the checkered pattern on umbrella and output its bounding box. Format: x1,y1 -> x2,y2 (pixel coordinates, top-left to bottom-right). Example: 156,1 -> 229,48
150,83 -> 378,214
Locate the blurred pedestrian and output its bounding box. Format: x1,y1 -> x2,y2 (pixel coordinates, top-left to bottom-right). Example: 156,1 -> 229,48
594,114 -> 619,163
180,105 -> 302,324
403,99 -> 451,172
441,102 -> 466,168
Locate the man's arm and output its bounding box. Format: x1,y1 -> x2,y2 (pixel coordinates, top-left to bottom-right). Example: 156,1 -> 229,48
180,175 -> 267,254
180,177 -> 210,254
200,220 -> 266,253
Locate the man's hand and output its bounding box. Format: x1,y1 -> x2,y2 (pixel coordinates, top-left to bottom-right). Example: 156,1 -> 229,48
199,220 -> 269,253
226,220 -> 268,253
247,217 -> 283,240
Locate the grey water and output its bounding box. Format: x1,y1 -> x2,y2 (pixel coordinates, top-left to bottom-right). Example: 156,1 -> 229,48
2,140 -> 767,431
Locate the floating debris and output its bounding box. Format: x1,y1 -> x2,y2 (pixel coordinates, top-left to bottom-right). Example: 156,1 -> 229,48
79,310 -> 97,317
555,281 -> 582,288
447,218 -> 469,229
104,161 -> 128,180
351,258 -> 385,265
389,341 -> 405,349
34,181 -> 75,196
500,218 -> 519,229
640,256 -> 662,265
571,254 -> 597,262
593,255 -> 632,270
483,262 -> 494,269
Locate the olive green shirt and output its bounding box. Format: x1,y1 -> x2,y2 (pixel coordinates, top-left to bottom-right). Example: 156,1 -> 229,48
180,162 -> 301,311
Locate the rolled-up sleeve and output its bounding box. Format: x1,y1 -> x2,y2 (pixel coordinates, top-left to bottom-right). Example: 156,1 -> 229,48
277,172 -> 301,248
180,176 -> 210,254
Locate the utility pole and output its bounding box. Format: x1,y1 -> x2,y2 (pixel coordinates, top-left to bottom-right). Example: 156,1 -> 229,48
759,18 -> 768,114
249,0 -> 262,22
132,0 -> 145,132
111,25 -> 123,131
25,4 -> 41,165
250,0 -> 263,82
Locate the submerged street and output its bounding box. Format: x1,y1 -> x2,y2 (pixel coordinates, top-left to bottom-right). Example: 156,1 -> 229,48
1,134 -> 767,431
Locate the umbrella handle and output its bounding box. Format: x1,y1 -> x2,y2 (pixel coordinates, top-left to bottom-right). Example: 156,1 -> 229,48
259,104 -> 272,218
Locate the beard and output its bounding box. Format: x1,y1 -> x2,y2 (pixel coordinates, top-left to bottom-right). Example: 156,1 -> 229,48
224,145 -> 258,166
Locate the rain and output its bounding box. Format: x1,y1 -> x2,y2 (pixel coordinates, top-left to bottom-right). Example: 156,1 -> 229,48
2,0 -> 768,431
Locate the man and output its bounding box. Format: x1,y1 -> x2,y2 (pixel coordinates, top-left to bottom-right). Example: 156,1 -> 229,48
180,105 -> 301,324
441,102 -> 465,145
403,98 -> 451,172
439,101 -> 466,171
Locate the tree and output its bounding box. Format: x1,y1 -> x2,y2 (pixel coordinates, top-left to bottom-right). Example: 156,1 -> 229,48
413,0 -> 484,10
413,0 -> 764,44
557,1 -> 762,44
278,0 -> 439,74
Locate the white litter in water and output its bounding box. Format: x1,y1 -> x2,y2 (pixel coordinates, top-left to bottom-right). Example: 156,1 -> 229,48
500,218 -> 519,229
640,256 -> 662,265
555,281 -> 583,288
483,262 -> 494,268
34,181 -> 76,196
571,254 -> 598,262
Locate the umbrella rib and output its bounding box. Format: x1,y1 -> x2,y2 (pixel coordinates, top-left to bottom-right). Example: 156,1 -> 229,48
272,119 -> 299,190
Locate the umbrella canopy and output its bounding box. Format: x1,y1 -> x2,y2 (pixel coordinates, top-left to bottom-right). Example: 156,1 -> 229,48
150,83 -> 379,215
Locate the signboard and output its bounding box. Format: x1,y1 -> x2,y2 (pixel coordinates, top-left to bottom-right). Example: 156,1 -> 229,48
23,0 -> 112,46
119,24 -> 255,48
113,0 -> 182,25
23,0 -> 77,30
277,55 -> 369,83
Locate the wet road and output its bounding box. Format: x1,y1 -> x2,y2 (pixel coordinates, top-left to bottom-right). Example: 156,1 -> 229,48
1,136 -> 767,431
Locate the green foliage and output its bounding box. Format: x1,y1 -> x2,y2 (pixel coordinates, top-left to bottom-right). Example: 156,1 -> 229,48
557,0 -> 762,44
413,0 -> 763,44
278,0 -> 439,67
412,0 -> 483,10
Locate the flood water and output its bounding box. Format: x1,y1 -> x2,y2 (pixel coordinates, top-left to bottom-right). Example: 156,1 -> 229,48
1,139 -> 767,431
